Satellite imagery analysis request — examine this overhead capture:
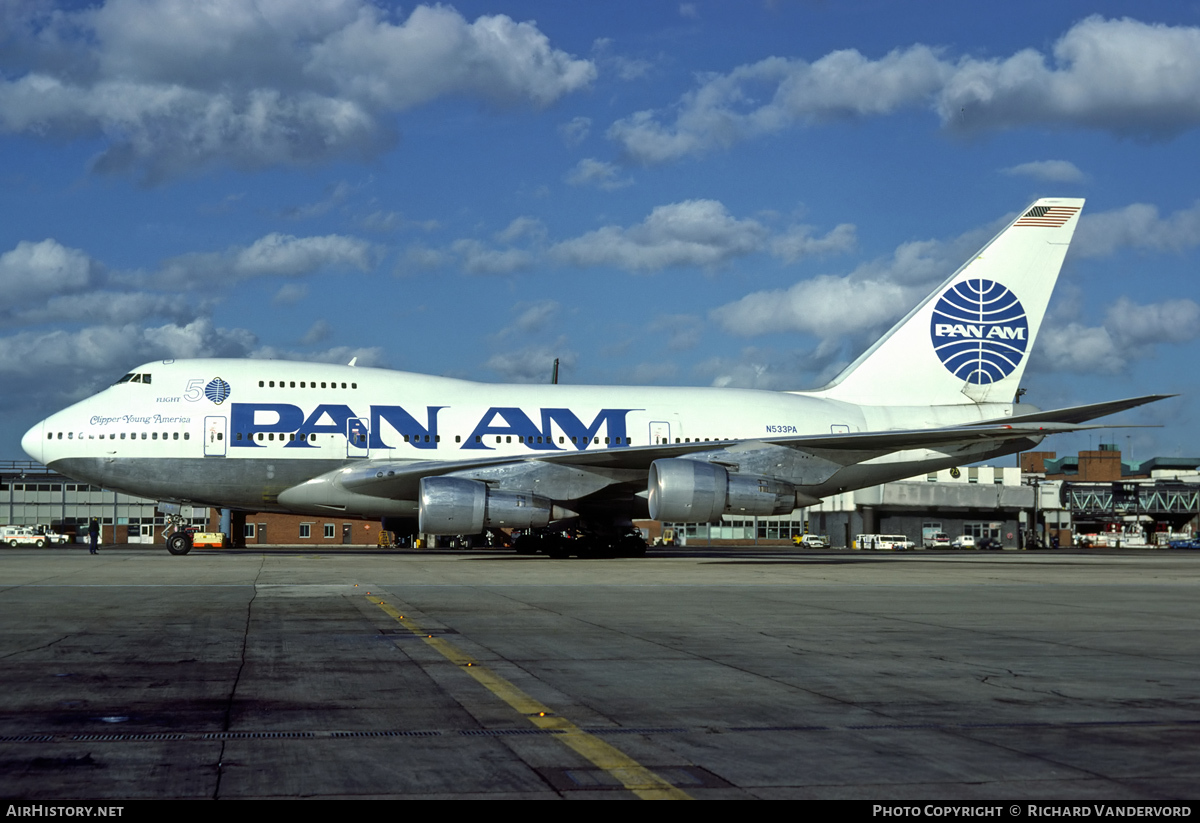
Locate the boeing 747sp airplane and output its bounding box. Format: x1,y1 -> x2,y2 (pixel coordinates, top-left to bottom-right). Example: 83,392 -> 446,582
20,198 -> 1167,555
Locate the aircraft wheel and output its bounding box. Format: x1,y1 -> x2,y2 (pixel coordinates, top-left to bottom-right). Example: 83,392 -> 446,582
166,533 -> 192,556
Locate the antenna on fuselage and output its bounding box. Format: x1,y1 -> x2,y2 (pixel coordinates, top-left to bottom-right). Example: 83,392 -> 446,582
551,358 -> 559,385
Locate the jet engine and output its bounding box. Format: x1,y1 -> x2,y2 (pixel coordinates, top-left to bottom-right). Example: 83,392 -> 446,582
419,476 -> 553,535
647,458 -> 797,522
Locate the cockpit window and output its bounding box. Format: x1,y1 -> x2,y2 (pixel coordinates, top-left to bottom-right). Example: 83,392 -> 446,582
116,373 -> 135,384
115,373 -> 152,385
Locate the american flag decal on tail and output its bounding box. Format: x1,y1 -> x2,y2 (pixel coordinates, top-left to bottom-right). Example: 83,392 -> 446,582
1014,205 -> 1080,227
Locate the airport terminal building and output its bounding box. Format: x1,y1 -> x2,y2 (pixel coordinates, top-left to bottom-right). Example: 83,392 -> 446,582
3,447 -> 1197,549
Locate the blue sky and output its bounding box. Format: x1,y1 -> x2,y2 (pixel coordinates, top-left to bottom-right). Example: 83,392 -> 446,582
2,0 -> 1199,463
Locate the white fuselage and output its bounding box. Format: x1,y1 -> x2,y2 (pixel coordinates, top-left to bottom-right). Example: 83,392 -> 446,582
23,358 -> 1021,517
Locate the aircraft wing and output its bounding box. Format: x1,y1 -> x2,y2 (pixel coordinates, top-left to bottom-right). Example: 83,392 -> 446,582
280,394 -> 1172,512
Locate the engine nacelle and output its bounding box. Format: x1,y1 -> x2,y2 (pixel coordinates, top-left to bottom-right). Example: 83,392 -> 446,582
647,459 -> 797,522
418,476 -> 552,535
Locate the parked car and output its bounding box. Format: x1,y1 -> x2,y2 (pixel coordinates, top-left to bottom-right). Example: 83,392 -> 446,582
951,535 -> 976,549
2,526 -> 47,547
32,525 -> 69,546
977,536 -> 1003,551
793,534 -> 830,548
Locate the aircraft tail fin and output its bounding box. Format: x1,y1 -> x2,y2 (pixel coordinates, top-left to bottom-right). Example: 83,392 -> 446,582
814,197 -> 1084,407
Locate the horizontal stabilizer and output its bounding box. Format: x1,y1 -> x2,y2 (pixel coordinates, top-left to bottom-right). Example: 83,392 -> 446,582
983,394 -> 1174,426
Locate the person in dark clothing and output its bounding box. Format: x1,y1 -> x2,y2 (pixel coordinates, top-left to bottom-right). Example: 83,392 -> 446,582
88,519 -> 99,554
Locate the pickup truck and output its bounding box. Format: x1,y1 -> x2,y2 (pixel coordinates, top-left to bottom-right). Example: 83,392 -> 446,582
793,534 -> 830,548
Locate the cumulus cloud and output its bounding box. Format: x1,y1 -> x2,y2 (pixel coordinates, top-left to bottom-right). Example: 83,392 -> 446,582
650,314 -> 704,351
450,239 -> 534,275
714,275 -> 916,340
484,341 -> 576,383
512,300 -> 561,334
770,223 -> 857,262
1001,160 -> 1086,183
0,1 -> 595,181
609,47 -> 948,163
301,319 -> 333,344
1073,201 -> 1200,259
938,17 -> 1200,138
0,318 -> 256,378
14,292 -> 200,326
609,16 -> 1200,163
272,283 -> 309,305
558,116 -> 591,146
425,199 -> 853,275
550,199 -> 768,271
564,158 -> 633,190
1034,298 -> 1200,375
156,232 -> 375,286
251,343 -> 387,368
0,239 -> 96,305
693,347 -> 825,392
714,219 -> 997,339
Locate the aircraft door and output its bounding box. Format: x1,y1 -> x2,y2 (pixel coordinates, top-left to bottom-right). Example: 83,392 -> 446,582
346,418 -> 369,458
204,416 -> 227,457
649,420 -> 672,445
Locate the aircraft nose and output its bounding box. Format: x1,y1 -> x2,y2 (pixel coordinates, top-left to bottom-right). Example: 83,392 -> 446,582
21,420 -> 44,464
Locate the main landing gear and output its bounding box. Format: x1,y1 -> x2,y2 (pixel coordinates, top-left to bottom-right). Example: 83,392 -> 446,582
513,528 -> 648,559
164,514 -> 193,556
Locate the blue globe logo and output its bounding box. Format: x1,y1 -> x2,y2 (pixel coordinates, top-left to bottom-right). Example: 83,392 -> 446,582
205,377 -> 231,404
930,279 -> 1028,385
